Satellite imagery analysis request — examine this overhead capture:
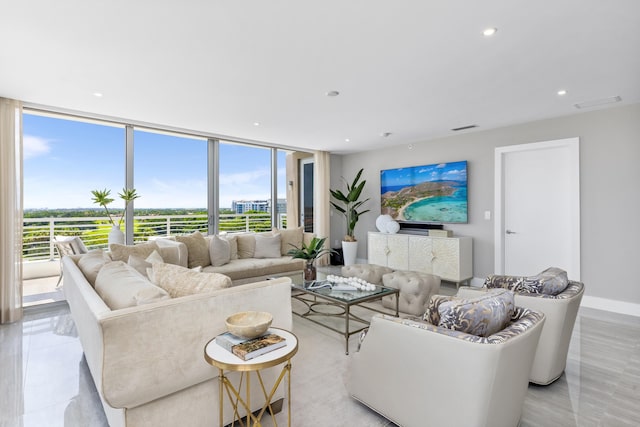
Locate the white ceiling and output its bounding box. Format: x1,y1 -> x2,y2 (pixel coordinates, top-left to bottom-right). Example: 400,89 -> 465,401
1,0 -> 639,154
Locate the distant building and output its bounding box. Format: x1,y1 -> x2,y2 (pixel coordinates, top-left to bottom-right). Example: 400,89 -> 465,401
231,199 -> 287,214
232,200 -> 269,214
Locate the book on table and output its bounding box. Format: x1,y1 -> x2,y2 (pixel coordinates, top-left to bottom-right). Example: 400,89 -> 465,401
216,330 -> 286,361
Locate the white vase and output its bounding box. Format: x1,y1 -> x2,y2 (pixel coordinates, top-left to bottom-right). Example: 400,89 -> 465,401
342,240 -> 358,266
108,224 -> 125,246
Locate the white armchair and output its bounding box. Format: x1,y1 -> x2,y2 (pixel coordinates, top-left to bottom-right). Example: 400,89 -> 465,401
349,299 -> 545,427
463,270 -> 584,385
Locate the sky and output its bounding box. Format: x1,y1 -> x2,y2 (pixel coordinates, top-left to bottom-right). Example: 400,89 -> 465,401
22,113 -> 287,210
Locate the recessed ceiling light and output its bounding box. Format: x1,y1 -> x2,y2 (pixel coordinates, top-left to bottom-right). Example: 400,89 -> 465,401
482,27 -> 497,37
326,90 -> 340,97
408,144 -> 413,150
557,90 -> 567,96
345,138 -> 350,142
253,122 -> 260,126
93,92 -> 103,98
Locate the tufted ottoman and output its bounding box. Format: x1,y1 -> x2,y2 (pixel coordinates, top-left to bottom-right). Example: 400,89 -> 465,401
381,270 -> 441,316
341,264 -> 393,285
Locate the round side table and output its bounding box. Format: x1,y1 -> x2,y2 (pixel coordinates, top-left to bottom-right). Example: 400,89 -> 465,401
204,328 -> 298,427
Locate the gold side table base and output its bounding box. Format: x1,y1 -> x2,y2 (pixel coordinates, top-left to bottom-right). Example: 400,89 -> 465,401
219,361 -> 292,427
205,329 -> 298,427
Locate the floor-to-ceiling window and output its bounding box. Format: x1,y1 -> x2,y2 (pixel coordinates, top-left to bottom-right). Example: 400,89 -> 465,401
300,157 -> 314,232
276,149 -> 289,228
219,141 -> 273,232
21,110 -> 299,307
133,129 -> 208,239
22,112 -> 125,306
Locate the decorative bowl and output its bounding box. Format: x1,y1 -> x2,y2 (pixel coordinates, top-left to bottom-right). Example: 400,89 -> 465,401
225,311 -> 273,339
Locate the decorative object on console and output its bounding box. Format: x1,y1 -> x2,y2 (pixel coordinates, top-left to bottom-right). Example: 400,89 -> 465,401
225,311 -> 273,339
375,214 -> 393,232
330,168 -> 370,265
286,236 -> 334,282
375,214 -> 399,234
380,160 -> 467,224
386,220 -> 400,234
91,187 -> 140,245
428,229 -> 453,237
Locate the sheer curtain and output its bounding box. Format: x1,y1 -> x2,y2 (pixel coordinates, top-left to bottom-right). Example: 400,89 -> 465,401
0,98 -> 23,324
313,150 -> 331,266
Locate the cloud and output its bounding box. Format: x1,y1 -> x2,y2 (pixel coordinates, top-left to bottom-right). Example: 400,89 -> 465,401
219,169 -> 271,186
23,135 -> 52,159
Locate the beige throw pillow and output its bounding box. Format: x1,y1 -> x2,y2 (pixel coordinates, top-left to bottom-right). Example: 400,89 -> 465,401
95,261 -> 170,310
77,249 -> 112,287
236,233 -> 257,259
254,234 -> 282,258
109,242 -> 160,263
274,227 -> 304,255
175,231 -> 211,268
209,235 -> 231,267
147,262 -> 232,298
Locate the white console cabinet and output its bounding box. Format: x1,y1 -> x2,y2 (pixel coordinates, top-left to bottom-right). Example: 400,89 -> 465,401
368,232 -> 473,285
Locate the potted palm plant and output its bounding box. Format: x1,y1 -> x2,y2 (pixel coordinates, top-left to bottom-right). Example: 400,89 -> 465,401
330,168 -> 370,265
91,188 -> 140,245
287,236 -> 334,282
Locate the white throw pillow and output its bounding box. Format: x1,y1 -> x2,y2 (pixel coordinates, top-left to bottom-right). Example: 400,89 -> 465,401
223,235 -> 238,260
147,262 -> 232,298
95,261 -> 170,310
254,234 -> 282,258
128,250 -> 165,277
77,249 -> 112,287
209,235 -> 231,267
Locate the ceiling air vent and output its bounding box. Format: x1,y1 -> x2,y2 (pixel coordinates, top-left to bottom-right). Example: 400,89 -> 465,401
451,124 -> 478,132
574,96 -> 621,109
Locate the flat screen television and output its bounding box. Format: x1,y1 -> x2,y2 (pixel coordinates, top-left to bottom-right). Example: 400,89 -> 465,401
380,160 -> 468,224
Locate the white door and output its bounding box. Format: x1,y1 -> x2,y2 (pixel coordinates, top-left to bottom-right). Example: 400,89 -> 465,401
495,138 -> 580,280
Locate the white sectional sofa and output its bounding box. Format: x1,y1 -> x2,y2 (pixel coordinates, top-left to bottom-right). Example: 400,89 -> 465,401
63,242 -> 294,426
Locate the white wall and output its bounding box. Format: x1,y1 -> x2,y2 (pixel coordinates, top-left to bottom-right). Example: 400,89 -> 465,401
333,103 -> 640,306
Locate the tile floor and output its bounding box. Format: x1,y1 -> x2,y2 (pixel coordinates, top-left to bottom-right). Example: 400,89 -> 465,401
1,291 -> 640,426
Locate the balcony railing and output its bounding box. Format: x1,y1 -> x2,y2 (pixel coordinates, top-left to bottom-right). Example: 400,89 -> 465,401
23,213 -> 287,261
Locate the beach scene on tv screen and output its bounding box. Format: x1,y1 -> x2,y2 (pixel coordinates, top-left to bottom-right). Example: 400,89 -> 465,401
380,161 -> 468,223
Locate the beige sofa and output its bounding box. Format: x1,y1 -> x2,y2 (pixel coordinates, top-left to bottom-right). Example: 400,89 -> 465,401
63,253 -> 293,427
153,228 -> 313,285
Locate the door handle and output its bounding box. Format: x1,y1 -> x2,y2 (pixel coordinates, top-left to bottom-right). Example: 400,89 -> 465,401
505,229 -> 517,234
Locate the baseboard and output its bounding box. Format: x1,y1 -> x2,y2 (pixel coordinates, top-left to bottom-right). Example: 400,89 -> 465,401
580,296 -> 640,317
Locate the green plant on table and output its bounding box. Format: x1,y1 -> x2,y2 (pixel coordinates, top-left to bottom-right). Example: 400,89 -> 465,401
286,237 -> 335,266
91,188 -> 140,227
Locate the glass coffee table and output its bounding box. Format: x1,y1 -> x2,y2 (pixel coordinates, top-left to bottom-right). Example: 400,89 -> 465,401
290,272 -> 399,354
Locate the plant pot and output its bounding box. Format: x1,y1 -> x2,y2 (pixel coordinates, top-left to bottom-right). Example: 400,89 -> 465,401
304,262 -> 317,282
108,225 -> 125,246
342,240 -> 358,266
